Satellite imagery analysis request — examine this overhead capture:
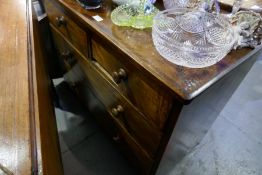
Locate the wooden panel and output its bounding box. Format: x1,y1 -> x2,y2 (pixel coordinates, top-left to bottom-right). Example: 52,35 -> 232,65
32,9 -> 64,175
78,81 -> 154,175
44,0 -> 88,57
81,59 -> 162,157
0,0 -> 63,174
50,24 -> 78,74
51,27 -> 154,174
114,122 -> 154,175
0,1 -> 32,174
79,59 -> 156,173
77,81 -> 154,174
50,26 -> 164,157
92,36 -> 173,130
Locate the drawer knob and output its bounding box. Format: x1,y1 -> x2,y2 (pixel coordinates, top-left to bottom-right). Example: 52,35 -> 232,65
61,51 -> 77,67
61,51 -> 73,60
111,105 -> 124,117
55,16 -> 67,27
112,68 -> 127,84
112,134 -> 120,142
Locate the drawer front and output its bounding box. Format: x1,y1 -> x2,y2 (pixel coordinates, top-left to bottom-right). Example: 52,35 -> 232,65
91,37 -> 173,130
76,81 -> 153,174
44,0 -> 88,57
51,25 -> 85,85
114,123 -> 154,175
51,25 -> 77,70
50,27 -> 154,174
78,58 -> 161,158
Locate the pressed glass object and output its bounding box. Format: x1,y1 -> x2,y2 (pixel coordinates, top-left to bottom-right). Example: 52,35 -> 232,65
231,0 -> 243,15
152,8 -> 236,68
163,0 -> 200,9
112,0 -> 140,6
111,0 -> 159,29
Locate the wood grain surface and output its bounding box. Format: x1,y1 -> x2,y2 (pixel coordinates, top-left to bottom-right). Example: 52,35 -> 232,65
32,7 -> 64,175
0,0 -> 63,174
0,1 -> 32,174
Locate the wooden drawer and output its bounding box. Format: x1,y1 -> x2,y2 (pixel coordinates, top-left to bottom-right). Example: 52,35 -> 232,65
91,36 -> 173,130
78,81 -> 154,174
51,27 -> 161,157
114,123 -> 154,175
44,0 -> 88,57
51,25 -> 86,85
51,27 -> 154,173
78,58 -> 162,158
51,25 -> 77,70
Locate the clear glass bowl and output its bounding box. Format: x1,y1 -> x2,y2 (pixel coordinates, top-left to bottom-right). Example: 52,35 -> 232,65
152,8 -> 236,68
111,3 -> 159,29
112,0 -> 140,6
163,0 -> 200,9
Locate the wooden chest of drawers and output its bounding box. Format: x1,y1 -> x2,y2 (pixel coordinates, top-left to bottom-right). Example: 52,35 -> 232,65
49,23 -> 161,173
42,0 -> 262,174
43,1 -> 177,173
91,35 -> 173,130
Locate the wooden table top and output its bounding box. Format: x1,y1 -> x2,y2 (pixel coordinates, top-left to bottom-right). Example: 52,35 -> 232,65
0,0 -> 42,174
57,0 -> 262,101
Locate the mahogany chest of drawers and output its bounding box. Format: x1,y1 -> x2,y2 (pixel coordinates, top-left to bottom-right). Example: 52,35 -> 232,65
42,0 -> 262,174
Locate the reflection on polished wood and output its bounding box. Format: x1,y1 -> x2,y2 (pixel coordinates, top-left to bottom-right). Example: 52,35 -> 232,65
0,0 -> 31,174
0,0 -> 63,174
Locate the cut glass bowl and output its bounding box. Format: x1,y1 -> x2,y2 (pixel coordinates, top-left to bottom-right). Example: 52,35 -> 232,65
163,0 -> 200,9
111,3 -> 159,29
152,8 -> 236,68
112,0 -> 140,6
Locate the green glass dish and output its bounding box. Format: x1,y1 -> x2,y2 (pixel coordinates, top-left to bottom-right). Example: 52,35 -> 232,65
111,1 -> 159,29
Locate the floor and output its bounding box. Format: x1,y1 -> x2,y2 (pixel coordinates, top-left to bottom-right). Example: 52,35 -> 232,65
54,54 -> 262,175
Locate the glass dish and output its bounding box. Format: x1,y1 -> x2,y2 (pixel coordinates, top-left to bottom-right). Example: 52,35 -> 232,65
112,0 -> 140,6
163,0 -> 200,9
111,1 -> 159,29
152,8 -> 236,68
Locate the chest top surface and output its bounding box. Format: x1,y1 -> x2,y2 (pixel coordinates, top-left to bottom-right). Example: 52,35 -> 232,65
54,0 -> 262,101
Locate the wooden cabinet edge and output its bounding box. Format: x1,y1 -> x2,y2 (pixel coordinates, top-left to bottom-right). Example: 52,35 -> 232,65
29,1 -> 63,174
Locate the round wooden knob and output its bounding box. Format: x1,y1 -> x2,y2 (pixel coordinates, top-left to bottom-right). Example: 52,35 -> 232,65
55,16 -> 67,27
61,51 -> 73,60
112,68 -> 127,84
61,51 -> 77,67
111,105 -> 124,117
